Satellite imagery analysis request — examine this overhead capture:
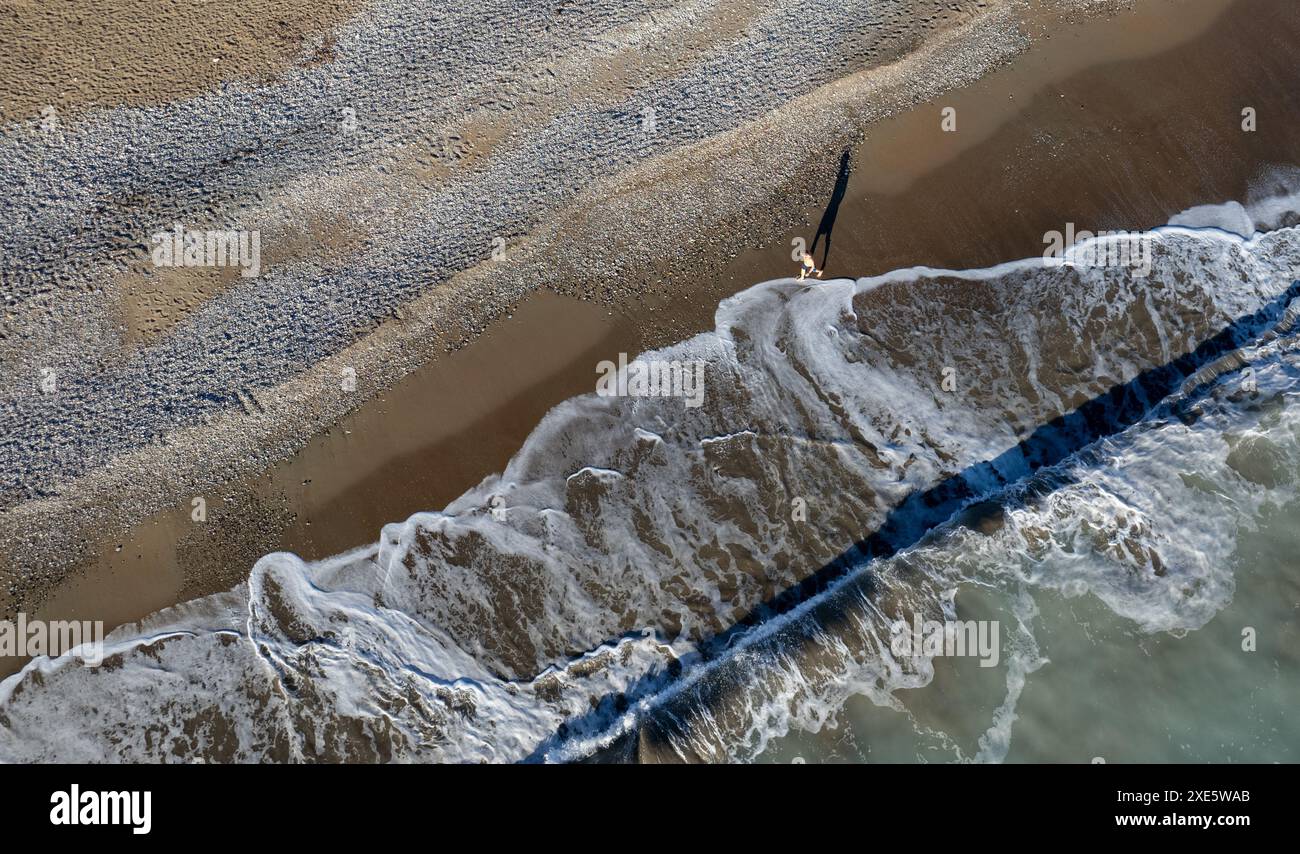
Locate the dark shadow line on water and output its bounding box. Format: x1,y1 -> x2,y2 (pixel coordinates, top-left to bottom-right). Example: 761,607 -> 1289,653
525,279 -> 1300,763
810,149 -> 852,271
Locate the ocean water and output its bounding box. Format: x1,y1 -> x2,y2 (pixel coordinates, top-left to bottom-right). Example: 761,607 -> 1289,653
2,185 -> 1298,763
758,401 -> 1300,764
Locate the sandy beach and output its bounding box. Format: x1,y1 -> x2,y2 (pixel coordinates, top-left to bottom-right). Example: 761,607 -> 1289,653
4,0 -> 1029,669
9,0 -> 1292,661
0,0 -> 1297,764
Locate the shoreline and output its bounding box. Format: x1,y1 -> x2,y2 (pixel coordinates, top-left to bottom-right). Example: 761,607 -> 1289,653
6,0 -> 1300,679
1,2 -> 1030,623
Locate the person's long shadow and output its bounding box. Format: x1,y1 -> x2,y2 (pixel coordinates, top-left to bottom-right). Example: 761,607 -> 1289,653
810,149 -> 853,271
526,278 -> 1300,763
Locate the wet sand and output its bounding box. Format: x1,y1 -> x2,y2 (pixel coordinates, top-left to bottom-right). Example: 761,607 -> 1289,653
0,0 -> 364,120
264,292 -> 635,561
19,291 -> 629,662
7,0 -> 1300,678
284,0 -> 1297,551
712,0 -> 1283,291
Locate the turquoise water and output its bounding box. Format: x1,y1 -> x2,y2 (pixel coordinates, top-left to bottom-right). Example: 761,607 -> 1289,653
758,496 -> 1300,764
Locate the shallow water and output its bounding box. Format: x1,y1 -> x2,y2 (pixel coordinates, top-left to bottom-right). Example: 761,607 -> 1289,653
759,499 -> 1300,764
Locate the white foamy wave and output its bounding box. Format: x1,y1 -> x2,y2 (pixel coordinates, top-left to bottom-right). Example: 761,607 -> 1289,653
1171,168 -> 1300,236
590,317 -> 1300,764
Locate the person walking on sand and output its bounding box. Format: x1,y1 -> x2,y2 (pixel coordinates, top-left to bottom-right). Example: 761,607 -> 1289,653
798,250 -> 824,280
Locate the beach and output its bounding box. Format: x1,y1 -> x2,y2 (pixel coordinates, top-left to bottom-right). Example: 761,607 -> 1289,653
0,0 -> 1297,762
10,0 -> 1286,654
2,0 -> 1027,629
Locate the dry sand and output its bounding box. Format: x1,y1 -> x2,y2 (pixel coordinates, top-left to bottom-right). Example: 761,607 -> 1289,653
0,0 -> 364,120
